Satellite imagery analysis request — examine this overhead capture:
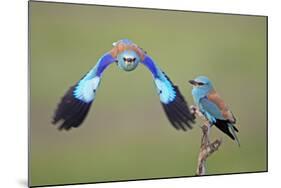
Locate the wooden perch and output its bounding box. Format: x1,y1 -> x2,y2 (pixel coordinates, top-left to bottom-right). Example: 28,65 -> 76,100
190,105 -> 222,176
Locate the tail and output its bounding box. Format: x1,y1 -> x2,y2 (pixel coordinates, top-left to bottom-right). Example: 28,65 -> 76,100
229,124 -> 240,146
214,119 -> 240,146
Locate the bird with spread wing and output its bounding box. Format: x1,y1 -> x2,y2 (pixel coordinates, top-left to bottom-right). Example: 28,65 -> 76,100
53,39 -> 195,131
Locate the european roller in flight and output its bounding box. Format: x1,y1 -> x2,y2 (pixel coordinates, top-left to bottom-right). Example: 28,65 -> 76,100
189,76 -> 240,145
53,39 -> 195,131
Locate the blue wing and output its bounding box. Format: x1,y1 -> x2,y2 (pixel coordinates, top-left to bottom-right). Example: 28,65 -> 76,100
142,55 -> 195,131
199,97 -> 224,123
52,53 -> 116,130
199,98 -> 239,144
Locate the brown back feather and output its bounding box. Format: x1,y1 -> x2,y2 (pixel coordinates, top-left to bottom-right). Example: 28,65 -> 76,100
207,89 -> 236,123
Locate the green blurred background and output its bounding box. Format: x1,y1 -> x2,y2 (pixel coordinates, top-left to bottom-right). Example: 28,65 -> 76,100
29,1 -> 267,187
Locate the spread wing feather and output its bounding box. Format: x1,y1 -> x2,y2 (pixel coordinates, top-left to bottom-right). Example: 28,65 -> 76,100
52,53 -> 116,130
142,55 -> 195,131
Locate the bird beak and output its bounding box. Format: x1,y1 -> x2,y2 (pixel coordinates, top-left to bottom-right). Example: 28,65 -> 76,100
188,80 -> 197,85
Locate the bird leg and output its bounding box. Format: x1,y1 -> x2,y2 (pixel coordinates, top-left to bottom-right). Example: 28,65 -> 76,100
190,105 -> 222,176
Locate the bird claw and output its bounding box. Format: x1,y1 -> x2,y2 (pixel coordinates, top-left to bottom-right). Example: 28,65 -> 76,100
190,105 -> 198,116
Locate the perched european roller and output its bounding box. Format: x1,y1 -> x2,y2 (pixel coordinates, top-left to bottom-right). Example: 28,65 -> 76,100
189,76 -> 240,145
53,39 -> 194,131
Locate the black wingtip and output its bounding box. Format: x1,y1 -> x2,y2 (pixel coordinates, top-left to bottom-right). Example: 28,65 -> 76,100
214,119 -> 239,141
52,86 -> 92,131
233,124 -> 238,132
161,73 -> 195,131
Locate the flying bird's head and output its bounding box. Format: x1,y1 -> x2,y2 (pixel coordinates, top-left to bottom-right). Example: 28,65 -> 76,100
189,76 -> 213,99
112,39 -> 143,71
116,50 -> 141,71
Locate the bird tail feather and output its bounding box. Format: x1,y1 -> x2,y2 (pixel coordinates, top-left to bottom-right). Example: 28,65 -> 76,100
228,124 -> 240,147
214,119 -> 240,146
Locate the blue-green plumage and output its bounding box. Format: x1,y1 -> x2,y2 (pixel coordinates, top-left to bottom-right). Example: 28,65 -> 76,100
189,76 -> 240,145
73,53 -> 115,103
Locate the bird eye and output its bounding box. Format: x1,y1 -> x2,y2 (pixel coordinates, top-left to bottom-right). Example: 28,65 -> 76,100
123,57 -> 126,61
133,57 -> 136,62
197,82 -> 205,86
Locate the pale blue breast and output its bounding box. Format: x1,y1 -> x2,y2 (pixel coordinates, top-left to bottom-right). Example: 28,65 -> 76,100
192,87 -> 207,105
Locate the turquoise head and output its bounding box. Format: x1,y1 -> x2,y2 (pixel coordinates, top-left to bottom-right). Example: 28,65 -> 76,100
189,76 -> 214,104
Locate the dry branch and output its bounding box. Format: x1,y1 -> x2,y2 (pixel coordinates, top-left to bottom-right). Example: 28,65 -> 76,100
190,105 -> 222,176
